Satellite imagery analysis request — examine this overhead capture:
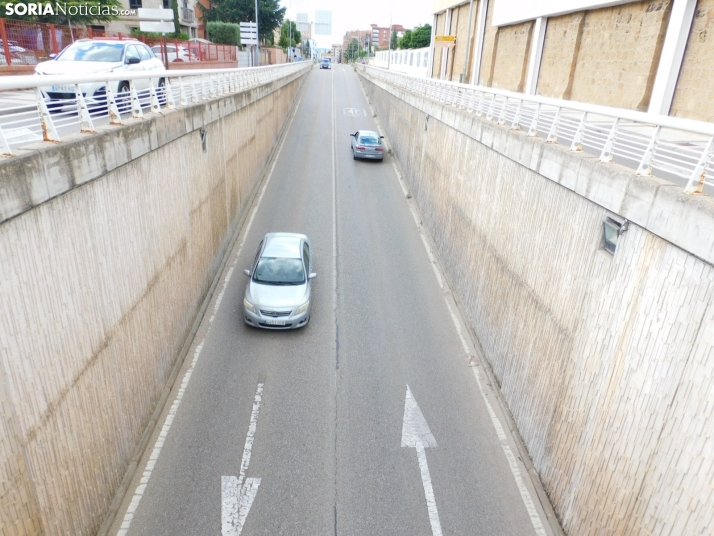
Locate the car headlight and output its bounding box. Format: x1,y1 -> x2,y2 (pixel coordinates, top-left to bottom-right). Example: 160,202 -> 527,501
295,301 -> 310,314
244,298 -> 257,314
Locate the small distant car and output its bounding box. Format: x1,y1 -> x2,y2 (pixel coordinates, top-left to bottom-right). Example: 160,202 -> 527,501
243,233 -> 316,329
350,130 -> 385,161
320,58 -> 331,69
150,44 -> 196,62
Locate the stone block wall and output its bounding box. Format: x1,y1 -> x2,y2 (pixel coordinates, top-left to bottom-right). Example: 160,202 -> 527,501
0,66 -> 308,535
358,67 -> 714,536
670,0 -> 714,121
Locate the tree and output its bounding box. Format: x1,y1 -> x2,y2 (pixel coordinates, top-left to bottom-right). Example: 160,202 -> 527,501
410,24 -> 432,48
390,28 -> 399,50
200,0 -> 285,43
0,0 -> 124,25
278,20 -> 300,49
398,29 -> 412,49
344,38 -> 359,61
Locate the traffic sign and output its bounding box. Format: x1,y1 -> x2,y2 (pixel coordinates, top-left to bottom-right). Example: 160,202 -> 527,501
240,22 -> 258,45
137,8 -> 175,34
434,35 -> 456,48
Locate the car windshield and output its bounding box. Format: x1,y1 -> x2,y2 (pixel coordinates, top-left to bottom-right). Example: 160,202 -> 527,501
253,257 -> 305,285
57,42 -> 125,62
359,136 -> 380,145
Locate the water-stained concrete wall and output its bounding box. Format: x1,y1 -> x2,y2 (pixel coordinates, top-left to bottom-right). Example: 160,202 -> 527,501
0,65 -> 308,535
358,67 -> 714,536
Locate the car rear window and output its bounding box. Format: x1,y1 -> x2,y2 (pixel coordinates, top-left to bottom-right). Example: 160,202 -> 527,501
253,257 -> 305,285
359,136 -> 380,145
57,42 -> 125,62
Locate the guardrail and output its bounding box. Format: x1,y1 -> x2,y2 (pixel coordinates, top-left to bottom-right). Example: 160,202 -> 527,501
0,62 -> 311,155
357,65 -> 714,195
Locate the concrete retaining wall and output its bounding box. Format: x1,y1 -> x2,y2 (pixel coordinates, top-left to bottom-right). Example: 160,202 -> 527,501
0,66 -> 307,535
358,67 -> 714,535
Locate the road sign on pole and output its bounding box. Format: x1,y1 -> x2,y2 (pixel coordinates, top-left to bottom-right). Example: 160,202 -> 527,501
138,8 -> 175,34
240,22 -> 258,45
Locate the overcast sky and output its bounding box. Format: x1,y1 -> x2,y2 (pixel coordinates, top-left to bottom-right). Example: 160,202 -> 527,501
280,0 -> 434,48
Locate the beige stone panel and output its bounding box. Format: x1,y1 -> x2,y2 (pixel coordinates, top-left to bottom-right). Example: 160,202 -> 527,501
432,12 -> 446,78
358,72 -> 714,536
447,3 -> 476,82
569,0 -> 672,110
537,13 -> 586,100
478,0 -> 499,85
490,20 -> 534,92
670,0 -> 714,121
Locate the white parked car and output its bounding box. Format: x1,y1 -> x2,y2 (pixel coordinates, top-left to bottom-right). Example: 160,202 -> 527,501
151,44 -> 196,62
34,38 -> 166,110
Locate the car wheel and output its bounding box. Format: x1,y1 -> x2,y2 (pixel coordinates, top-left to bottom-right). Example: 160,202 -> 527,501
353,150 -> 357,160
117,82 -> 131,113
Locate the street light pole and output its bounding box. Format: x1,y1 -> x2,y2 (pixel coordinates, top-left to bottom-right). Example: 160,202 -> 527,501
254,0 -> 260,66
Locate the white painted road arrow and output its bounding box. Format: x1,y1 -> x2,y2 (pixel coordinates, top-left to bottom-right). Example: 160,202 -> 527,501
222,383 -> 264,536
402,385 -> 443,536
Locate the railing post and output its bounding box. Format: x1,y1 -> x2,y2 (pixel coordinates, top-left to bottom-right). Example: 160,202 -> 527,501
50,24 -> 58,55
636,126 -> 661,175
684,136 -> 714,194
179,76 -> 188,105
129,80 -> 144,119
35,88 -> 60,141
600,118 -> 620,163
148,80 -> 161,113
486,95 -> 495,121
546,107 -> 561,143
0,19 -> 12,66
497,97 -> 508,125
511,100 -> 523,130
0,125 -> 12,156
105,81 -> 122,124
570,112 -> 588,151
165,78 -> 176,109
528,103 -> 541,136
74,84 -> 95,132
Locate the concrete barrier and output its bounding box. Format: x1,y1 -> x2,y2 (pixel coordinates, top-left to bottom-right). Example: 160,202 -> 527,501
0,66 -> 308,534
358,68 -> 714,536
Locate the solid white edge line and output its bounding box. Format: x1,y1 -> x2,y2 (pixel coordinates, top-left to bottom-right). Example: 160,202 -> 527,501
373,97 -> 548,536
117,80 -> 308,536
332,66 -> 338,319
238,383 -> 264,488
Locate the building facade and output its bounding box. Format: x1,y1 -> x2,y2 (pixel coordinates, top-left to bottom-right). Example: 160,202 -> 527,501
429,0 -> 714,121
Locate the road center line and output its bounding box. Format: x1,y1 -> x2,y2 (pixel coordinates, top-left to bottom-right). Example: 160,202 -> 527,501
116,77 -> 308,536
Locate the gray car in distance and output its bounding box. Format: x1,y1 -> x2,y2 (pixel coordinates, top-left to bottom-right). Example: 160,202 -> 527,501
243,233 -> 316,329
350,130 -> 385,161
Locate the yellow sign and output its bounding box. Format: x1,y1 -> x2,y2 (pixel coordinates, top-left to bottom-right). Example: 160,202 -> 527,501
434,35 -> 456,48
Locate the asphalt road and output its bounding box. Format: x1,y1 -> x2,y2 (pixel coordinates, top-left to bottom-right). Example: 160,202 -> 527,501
110,64 -> 555,536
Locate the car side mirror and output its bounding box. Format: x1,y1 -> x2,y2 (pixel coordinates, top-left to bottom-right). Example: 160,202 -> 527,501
349,133 -> 355,137
244,269 -> 251,276
380,136 -> 384,139
126,56 -> 140,64
49,53 -> 57,59
309,273 -> 317,279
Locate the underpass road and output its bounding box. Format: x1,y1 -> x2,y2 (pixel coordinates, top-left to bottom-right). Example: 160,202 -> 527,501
110,65 -> 555,536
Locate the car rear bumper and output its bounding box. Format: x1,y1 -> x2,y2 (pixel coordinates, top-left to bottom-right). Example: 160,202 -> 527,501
244,307 -> 310,329
355,152 -> 384,160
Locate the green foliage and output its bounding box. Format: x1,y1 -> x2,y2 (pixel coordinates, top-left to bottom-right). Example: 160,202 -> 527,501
0,0 -> 124,24
389,28 -> 398,50
398,29 -> 412,49
344,38 -> 359,61
277,20 -> 300,48
206,21 -> 242,46
130,29 -> 188,41
410,24 -> 431,48
199,0 -> 285,42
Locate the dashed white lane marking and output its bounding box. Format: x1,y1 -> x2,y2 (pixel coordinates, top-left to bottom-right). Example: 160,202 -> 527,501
380,120 -> 548,536
222,383 -> 264,535
116,78 -> 308,536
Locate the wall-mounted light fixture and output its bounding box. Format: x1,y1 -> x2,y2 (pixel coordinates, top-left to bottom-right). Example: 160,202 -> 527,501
603,217 -> 629,255
200,128 -> 207,152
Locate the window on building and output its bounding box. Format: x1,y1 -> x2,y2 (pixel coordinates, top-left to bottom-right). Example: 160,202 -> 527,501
130,0 -> 142,8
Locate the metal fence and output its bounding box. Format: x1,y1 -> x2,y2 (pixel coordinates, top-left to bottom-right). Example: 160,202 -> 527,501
0,62 -> 311,155
0,18 -> 238,68
358,65 -> 714,195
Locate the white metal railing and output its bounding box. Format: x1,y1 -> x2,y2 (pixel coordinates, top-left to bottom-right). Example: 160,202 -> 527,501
0,62 -> 311,156
357,65 -> 714,195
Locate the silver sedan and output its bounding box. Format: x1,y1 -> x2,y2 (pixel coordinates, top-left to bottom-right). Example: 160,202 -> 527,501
350,130 -> 385,161
243,233 -> 316,329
